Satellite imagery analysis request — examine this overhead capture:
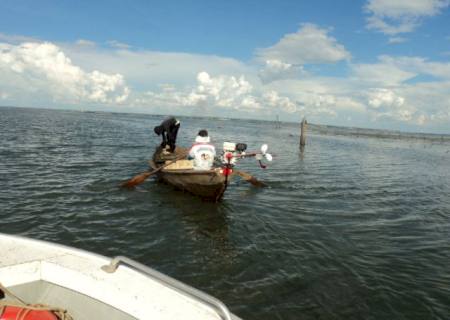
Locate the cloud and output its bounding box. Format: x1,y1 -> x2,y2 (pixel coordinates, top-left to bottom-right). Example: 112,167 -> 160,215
366,0 -> 449,17
378,55 -> 450,79
0,41 -> 130,104
396,81 -> 450,124
365,0 -> 450,35
137,72 -> 258,110
262,90 -> 297,113
1,34 -> 449,131
107,40 -> 131,49
267,77 -> 370,118
137,71 -> 305,115
367,88 -> 405,109
388,36 -> 408,44
349,55 -> 450,88
182,71 -> 256,109
60,44 -> 255,89
75,39 -> 96,47
258,59 -> 306,84
256,23 -> 350,65
361,65 -> 450,124
263,65 -> 450,127
351,60 -> 416,85
351,55 -> 450,125
0,33 -> 40,45
364,83 -> 450,125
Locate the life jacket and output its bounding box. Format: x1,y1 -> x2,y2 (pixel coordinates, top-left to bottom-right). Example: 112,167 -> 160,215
0,306 -> 58,320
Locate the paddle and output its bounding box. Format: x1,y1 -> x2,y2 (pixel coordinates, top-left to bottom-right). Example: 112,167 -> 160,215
234,170 -> 267,187
121,158 -> 180,188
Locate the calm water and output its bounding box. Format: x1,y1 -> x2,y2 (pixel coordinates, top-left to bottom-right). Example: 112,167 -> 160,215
1,107 -> 450,320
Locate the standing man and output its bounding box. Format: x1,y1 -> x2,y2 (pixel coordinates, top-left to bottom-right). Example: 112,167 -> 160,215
154,117 -> 180,153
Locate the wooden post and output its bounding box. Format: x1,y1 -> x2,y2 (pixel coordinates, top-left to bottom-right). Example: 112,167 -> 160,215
300,117 -> 307,147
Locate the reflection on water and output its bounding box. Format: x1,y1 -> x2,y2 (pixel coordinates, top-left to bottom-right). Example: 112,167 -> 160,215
172,193 -> 233,252
1,107 -> 450,320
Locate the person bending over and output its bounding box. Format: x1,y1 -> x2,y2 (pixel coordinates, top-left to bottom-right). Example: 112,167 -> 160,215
154,117 -> 180,153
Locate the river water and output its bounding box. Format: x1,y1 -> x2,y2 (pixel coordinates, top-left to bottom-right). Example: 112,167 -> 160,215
1,106 -> 449,320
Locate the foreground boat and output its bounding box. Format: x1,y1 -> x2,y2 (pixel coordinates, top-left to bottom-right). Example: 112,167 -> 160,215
149,147 -> 231,201
0,233 -> 239,320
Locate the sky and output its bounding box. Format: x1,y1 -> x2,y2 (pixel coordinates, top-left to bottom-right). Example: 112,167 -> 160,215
0,0 -> 449,133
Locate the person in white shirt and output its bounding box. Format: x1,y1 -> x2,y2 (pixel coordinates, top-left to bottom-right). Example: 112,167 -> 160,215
188,130 -> 216,170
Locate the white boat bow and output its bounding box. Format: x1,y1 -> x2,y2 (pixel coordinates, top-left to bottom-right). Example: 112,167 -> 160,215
0,233 -> 240,320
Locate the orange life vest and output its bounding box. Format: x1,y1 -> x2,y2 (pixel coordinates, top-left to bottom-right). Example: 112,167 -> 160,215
0,306 -> 58,320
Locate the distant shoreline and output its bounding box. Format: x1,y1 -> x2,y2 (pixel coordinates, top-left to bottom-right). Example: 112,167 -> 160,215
1,105 -> 450,139
307,123 -> 450,142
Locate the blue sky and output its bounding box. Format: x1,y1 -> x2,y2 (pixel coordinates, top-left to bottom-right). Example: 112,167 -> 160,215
0,0 -> 449,133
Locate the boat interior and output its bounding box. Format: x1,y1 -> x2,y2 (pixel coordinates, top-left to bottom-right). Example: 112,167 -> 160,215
3,281 -> 136,320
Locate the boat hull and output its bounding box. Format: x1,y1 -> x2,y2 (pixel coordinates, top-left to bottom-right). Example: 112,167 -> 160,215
150,147 -> 231,201
150,161 -> 228,201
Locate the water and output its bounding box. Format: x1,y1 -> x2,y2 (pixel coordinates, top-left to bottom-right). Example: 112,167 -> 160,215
1,106 -> 449,320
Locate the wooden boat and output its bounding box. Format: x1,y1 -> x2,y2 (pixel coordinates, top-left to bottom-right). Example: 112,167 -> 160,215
0,232 -> 239,320
149,147 -> 231,201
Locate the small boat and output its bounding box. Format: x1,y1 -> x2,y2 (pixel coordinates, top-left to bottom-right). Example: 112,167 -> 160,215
149,147 -> 232,202
0,233 -> 239,320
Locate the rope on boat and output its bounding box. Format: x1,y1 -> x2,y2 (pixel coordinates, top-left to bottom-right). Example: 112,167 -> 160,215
0,282 -> 73,320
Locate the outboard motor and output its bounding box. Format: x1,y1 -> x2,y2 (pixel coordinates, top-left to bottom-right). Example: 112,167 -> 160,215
221,142 -> 247,165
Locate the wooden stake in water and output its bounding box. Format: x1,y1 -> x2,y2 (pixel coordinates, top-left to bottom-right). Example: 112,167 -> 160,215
300,117 -> 307,147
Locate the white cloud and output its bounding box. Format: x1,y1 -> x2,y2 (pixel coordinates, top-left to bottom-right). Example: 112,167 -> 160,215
75,39 -> 96,47
351,61 -> 416,85
0,41 -> 130,104
366,0 -> 449,17
0,33 -> 40,45
366,16 -> 417,35
262,90 -> 297,113
137,72 -> 259,110
361,78 -> 450,125
364,84 -> 450,124
396,81 -> 450,124
183,72 -> 255,109
258,59 -> 306,84
365,0 -> 450,35
378,55 -> 450,79
367,88 -> 405,109
107,40 -> 131,49
388,36 -> 408,44
1,34 -> 449,132
349,54 -> 450,88
263,69 -> 450,127
137,71 -> 305,115
61,44 -> 255,89
263,78 -> 366,117
256,23 -> 350,65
